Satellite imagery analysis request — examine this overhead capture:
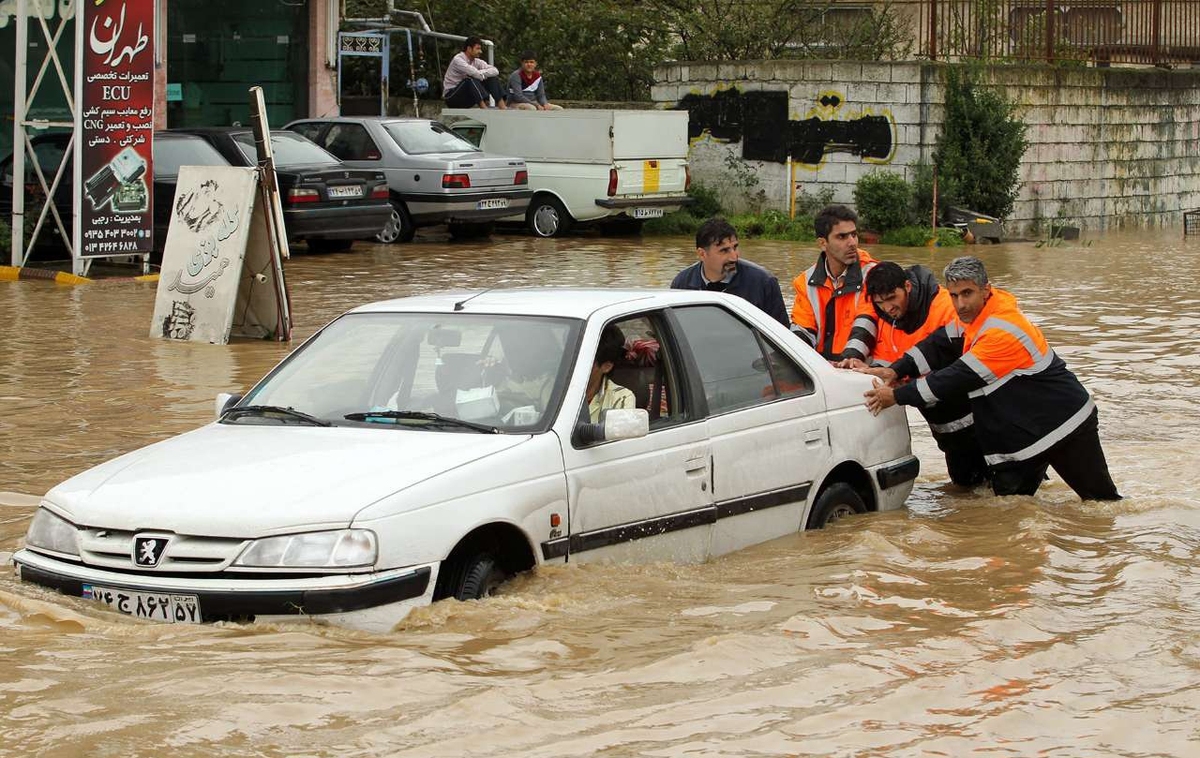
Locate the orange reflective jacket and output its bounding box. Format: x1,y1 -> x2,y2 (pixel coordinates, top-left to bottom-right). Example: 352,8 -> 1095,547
873,286 -> 958,364
791,249 -> 878,359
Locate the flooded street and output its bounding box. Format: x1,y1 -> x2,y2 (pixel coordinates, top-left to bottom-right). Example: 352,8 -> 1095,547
2,229 -> 1199,757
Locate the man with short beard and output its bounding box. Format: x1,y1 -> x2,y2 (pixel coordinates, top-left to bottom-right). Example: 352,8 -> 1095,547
670,217 -> 790,326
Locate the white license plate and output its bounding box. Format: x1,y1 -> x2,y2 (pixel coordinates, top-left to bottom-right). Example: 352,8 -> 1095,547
328,185 -> 363,199
477,198 -> 508,210
632,207 -> 664,219
83,584 -> 201,623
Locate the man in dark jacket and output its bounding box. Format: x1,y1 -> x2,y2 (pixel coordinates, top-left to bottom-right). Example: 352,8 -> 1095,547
670,217 -> 790,326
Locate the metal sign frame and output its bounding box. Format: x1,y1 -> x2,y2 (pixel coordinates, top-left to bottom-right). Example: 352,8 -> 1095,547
337,31 -> 390,117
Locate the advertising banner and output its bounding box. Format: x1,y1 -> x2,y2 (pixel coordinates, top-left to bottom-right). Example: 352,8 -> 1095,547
76,0 -> 155,257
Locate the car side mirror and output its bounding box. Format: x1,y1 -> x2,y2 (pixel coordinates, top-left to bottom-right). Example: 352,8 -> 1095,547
215,392 -> 242,419
573,408 -> 649,446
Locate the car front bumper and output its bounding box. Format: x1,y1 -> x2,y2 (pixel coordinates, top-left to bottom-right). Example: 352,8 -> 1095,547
869,454 -> 921,512
12,548 -> 435,629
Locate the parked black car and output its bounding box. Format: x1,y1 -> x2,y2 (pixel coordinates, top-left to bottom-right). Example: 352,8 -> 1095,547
172,128 -> 392,253
3,129 -> 391,260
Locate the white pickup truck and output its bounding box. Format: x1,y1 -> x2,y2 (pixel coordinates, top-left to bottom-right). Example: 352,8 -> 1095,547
441,108 -> 692,237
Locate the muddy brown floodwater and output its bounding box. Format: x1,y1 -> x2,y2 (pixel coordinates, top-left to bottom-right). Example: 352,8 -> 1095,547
2,229 -> 1199,757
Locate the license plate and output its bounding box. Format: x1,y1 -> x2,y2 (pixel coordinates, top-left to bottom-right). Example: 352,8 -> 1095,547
83,584 -> 202,623
476,198 -> 508,210
632,207 -> 664,219
328,185 -> 363,199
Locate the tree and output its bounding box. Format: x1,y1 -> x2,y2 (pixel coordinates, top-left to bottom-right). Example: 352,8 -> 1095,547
932,65 -> 1028,219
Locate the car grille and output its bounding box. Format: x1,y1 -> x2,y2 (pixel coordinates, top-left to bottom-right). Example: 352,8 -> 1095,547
77,527 -> 247,573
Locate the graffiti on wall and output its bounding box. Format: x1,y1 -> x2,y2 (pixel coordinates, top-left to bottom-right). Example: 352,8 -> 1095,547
677,88 -> 895,167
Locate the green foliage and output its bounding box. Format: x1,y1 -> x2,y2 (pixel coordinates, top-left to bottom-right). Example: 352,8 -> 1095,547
794,186 -> 835,217
853,170 -> 913,232
686,181 -> 723,220
880,225 -> 964,247
728,210 -> 817,242
0,218 -> 10,259
932,66 -> 1029,220
910,162 -> 937,225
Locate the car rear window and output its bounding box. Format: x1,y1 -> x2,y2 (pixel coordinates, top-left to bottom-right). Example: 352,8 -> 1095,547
153,136 -> 230,177
233,132 -> 340,167
384,121 -> 480,155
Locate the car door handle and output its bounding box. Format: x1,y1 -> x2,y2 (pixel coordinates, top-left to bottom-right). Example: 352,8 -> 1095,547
684,456 -> 708,474
804,429 -> 824,447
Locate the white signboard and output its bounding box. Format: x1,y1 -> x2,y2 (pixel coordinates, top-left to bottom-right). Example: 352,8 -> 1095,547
150,166 -> 287,344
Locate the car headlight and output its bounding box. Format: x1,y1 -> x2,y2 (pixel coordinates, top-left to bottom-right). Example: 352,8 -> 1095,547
234,529 -> 377,568
25,508 -> 80,557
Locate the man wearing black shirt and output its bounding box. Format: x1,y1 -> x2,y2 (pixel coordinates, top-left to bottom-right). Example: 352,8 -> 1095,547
669,217 -> 790,326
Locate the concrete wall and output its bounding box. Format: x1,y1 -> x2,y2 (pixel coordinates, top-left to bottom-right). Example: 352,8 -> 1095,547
652,60 -> 1200,234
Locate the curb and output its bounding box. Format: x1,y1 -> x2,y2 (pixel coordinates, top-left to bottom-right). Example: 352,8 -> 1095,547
0,265 -> 158,285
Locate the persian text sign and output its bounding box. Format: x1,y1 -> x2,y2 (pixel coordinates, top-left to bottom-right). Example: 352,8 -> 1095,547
77,0 -> 154,257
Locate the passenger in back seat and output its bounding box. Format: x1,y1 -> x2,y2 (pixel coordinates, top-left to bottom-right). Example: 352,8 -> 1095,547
587,325 -> 637,423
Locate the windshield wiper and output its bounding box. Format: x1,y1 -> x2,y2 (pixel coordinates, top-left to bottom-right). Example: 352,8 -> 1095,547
343,410 -> 499,434
222,405 -> 332,427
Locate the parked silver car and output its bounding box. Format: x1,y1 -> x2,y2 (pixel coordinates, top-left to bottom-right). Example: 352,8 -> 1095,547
285,117 -> 532,243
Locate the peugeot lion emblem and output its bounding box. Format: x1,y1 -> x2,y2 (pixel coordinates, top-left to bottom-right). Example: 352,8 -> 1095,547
133,535 -> 168,567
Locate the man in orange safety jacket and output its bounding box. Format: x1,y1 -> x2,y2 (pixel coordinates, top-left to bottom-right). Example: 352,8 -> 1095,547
861,256 -> 1120,500
853,261 -> 988,487
791,204 -> 878,360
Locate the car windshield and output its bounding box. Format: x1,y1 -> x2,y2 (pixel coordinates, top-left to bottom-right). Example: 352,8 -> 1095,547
384,121 -> 480,155
241,312 -> 582,432
234,132 -> 340,167
154,136 -> 230,176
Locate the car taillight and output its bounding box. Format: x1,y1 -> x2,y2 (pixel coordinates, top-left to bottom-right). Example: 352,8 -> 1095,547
607,168 -> 617,197
287,188 -> 320,204
442,173 -> 471,189
514,170 -> 528,185
685,165 -> 692,192
370,185 -> 389,199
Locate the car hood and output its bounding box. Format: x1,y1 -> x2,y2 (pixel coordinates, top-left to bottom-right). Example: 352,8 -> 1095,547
46,424 -> 530,537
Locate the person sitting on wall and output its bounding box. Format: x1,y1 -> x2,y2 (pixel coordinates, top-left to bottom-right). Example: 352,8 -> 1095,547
506,50 -> 564,111
443,36 -> 508,109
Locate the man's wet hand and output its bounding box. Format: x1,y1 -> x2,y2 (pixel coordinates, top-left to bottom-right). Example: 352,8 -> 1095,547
863,379 -> 896,416
833,357 -> 868,370
856,366 -> 898,385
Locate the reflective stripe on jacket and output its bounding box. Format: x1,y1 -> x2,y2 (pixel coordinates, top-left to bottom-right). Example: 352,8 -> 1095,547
892,288 -> 1094,466
790,249 -> 877,360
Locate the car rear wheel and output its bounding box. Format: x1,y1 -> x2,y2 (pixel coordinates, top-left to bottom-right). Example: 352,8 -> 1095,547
806,482 -> 867,529
527,196 -> 571,238
453,553 -> 508,600
376,200 -> 415,244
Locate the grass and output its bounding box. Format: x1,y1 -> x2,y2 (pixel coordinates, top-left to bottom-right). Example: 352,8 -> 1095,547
644,209 -> 817,242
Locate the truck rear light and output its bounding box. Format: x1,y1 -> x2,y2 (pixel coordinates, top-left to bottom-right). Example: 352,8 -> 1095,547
370,185 -> 390,199
442,173 -> 471,189
287,188 -> 320,204
607,168 -> 617,197
685,165 -> 692,192
514,170 -> 528,185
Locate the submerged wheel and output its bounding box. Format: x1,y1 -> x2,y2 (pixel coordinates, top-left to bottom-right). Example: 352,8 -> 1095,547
448,221 -> 495,239
376,200 -> 416,244
526,196 -> 571,238
453,553 -> 508,600
806,482 -> 867,529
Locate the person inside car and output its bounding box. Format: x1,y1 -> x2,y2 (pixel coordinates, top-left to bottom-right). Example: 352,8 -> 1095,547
587,324 -> 636,422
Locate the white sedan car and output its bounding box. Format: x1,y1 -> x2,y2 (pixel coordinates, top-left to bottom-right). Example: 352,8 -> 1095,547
12,289 -> 918,631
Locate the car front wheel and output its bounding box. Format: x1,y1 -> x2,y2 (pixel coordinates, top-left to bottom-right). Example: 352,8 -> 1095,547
527,196 -> 571,238
806,482 -> 867,529
376,200 -> 415,244
453,553 -> 508,600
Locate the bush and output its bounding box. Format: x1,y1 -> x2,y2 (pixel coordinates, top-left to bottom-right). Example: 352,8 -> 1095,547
686,181 -> 722,220
853,171 -> 913,232
880,225 -> 965,247
728,210 -> 816,242
933,65 -> 1028,220
794,186 -> 835,217
642,210 -> 703,237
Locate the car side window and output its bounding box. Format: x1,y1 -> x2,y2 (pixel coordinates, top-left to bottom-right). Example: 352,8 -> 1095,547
290,122 -> 324,143
593,313 -> 684,432
672,305 -> 811,414
321,124 -> 381,161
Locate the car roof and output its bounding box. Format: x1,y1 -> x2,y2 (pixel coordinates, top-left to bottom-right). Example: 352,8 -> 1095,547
169,127 -> 295,137
291,117 -> 439,126
347,287 -> 744,320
